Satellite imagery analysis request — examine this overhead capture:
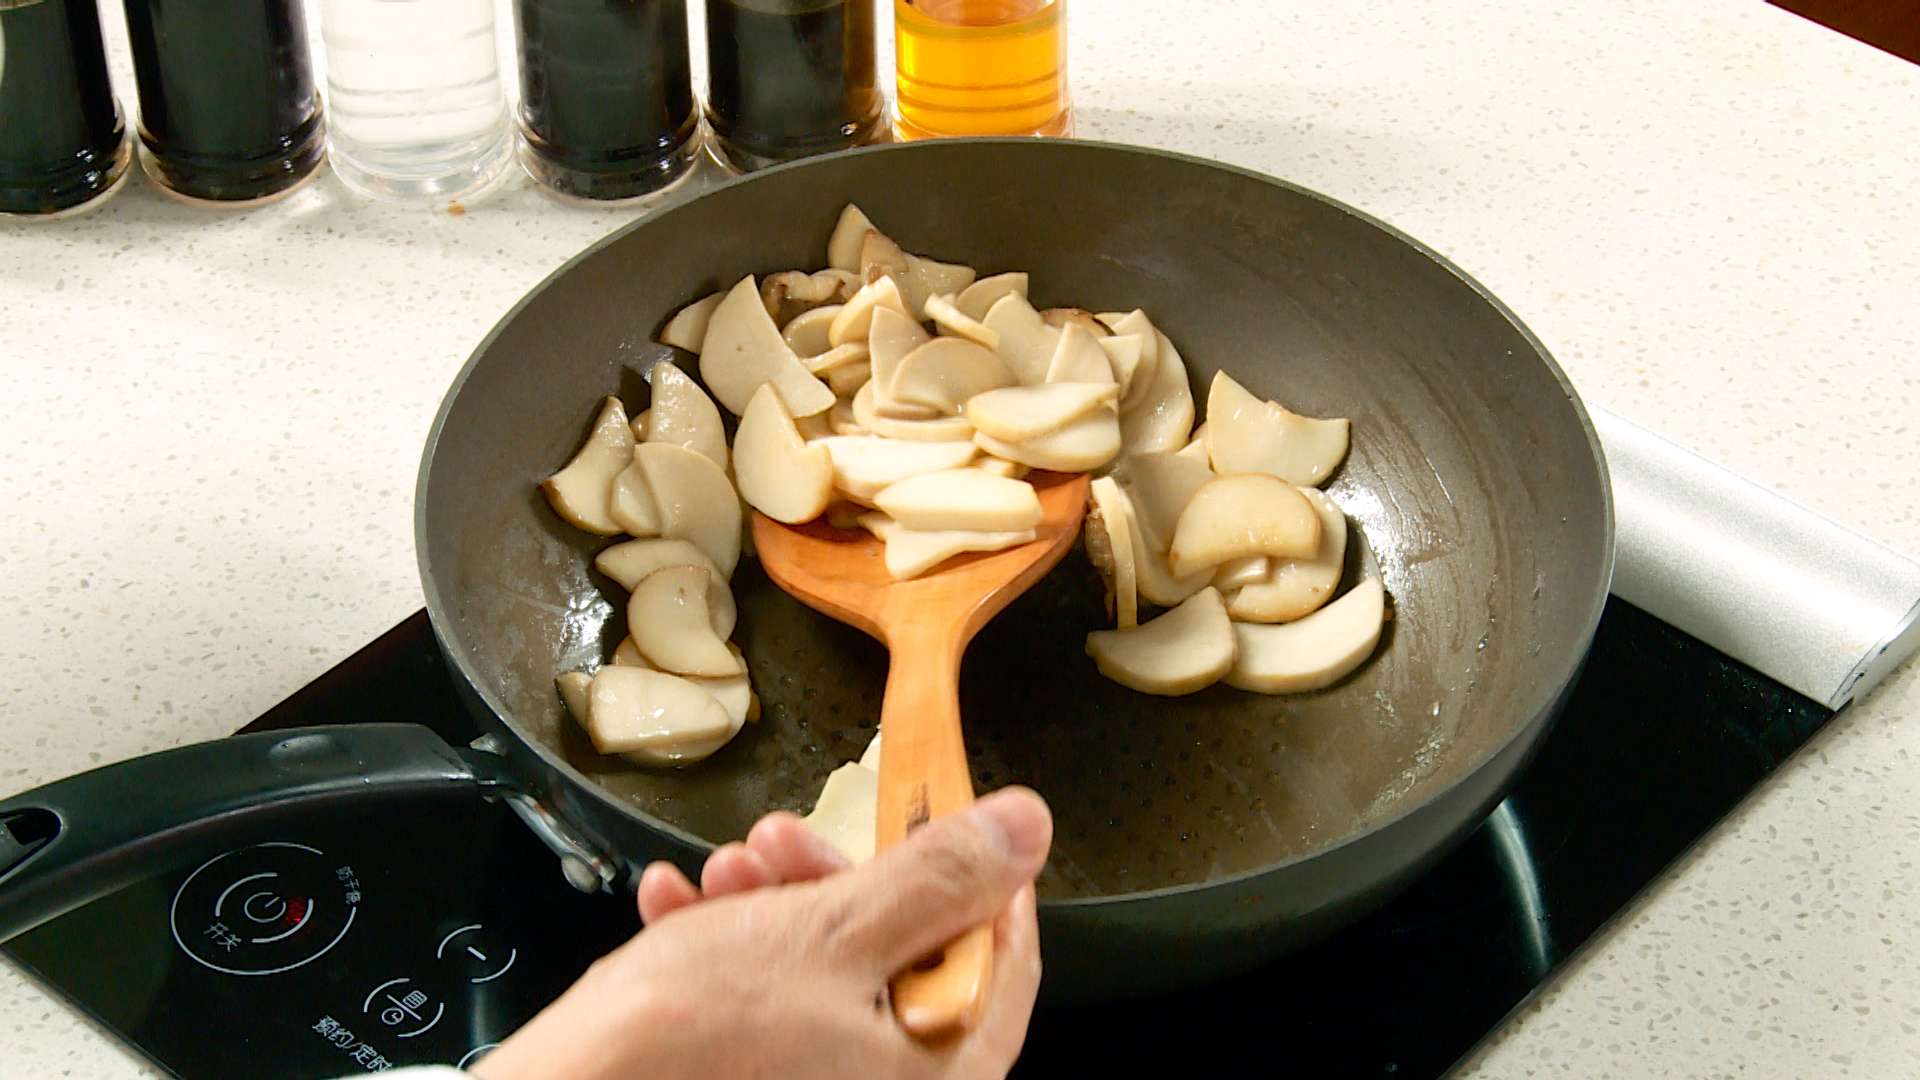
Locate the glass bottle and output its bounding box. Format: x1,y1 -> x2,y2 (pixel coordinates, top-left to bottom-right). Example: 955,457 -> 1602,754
121,0 -> 326,203
705,0 -> 886,172
513,0 -> 700,202
320,0 -> 514,204
0,0 -> 131,216
893,0 -> 1070,140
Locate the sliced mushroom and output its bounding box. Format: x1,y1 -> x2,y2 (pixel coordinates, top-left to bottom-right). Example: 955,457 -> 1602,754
981,292 -> 1062,385
1168,473 -> 1321,578
699,276 -> 836,418
973,455 -> 1028,480
612,636 -> 652,667
659,292 -> 724,354
594,536 -> 727,596
814,434 -> 977,501
858,730 -> 882,770
972,407 -> 1121,473
851,380 -> 976,442
901,252 -> 977,319
1212,556 -> 1271,591
734,384 -> 834,525
827,204 -> 876,272
1085,587 -> 1236,696
1096,333 -> 1147,400
803,761 -> 878,864
955,272 -> 1028,322
803,341 -> 870,377
890,338 -> 1018,415
859,512 -> 1036,580
762,270 -> 842,326
782,306 -> 842,358
1226,578 -> 1385,693
1118,330 -> 1195,454
1041,307 -> 1110,337
1045,323 -> 1118,385
609,451 -> 661,537
923,293 -> 999,349
829,275 -> 912,348
540,396 -> 634,535
965,382 -> 1118,444
829,397 -> 865,435
647,360 -> 728,471
1174,423 -> 1210,464
866,304 -> 932,412
1109,451 -> 1215,554
629,565 -> 745,677
822,355 -> 873,397
872,467 -> 1043,533
556,670 -> 594,724
585,665 -> 736,757
631,409 -> 650,442
1125,496 -> 1212,607
1087,477 -> 1139,628
1225,487 -> 1348,623
1204,370 -> 1351,486
635,442 -> 743,577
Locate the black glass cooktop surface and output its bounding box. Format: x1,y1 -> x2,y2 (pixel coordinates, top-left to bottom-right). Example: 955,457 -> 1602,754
1,598 -> 1834,1079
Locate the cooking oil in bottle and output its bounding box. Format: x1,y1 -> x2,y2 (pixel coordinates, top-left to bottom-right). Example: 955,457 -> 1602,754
893,0 -> 1070,140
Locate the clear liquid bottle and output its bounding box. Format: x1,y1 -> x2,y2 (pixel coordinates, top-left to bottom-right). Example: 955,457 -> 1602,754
320,0 -> 513,203
894,0 -> 1070,140
0,0 -> 132,216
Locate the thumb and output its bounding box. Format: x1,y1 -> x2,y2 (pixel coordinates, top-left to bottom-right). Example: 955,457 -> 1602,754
817,786 -> 1052,978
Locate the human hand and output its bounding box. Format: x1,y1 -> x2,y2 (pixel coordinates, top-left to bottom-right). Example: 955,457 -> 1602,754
469,786 -> 1052,1080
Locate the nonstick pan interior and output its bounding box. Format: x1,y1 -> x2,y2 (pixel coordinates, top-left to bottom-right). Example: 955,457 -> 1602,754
417,140 -> 1612,901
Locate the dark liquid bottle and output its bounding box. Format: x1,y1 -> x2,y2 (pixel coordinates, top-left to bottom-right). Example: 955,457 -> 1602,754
0,0 -> 131,216
513,0 -> 700,201
122,0 -> 325,202
706,0 -> 884,171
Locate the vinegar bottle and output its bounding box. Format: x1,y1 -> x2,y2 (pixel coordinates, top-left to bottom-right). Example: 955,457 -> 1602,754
0,0 -> 132,216
893,0 -> 1071,140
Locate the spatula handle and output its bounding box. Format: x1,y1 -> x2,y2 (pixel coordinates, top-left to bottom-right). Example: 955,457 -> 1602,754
875,620 -> 991,1042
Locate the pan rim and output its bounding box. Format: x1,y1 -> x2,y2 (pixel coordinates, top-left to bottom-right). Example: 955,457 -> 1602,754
414,136 -> 1616,905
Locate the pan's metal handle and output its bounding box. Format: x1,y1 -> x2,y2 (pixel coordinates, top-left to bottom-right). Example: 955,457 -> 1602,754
0,723 -> 493,943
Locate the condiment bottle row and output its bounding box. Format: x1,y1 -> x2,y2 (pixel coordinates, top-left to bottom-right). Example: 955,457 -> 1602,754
0,0 -> 1071,217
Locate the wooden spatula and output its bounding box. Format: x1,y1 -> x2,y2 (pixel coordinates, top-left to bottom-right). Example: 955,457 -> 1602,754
750,469 -> 1090,1041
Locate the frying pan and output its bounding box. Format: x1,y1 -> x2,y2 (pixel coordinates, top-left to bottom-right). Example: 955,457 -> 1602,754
0,140 -> 1611,1003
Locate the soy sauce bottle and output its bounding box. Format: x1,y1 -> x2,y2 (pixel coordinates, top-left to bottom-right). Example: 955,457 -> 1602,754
513,0 -> 700,201
122,0 -> 326,202
705,0 -> 886,171
0,0 -> 131,216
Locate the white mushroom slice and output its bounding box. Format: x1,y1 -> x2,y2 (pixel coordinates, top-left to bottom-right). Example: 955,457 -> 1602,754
823,358 -> 872,397
829,274 -> 911,347
866,305 -> 932,406
812,269 -> 859,301
872,467 -> 1043,533
901,253 -> 977,318
556,670 -> 594,725
829,397 -> 865,435
859,512 -> 1034,580
1040,308 -> 1110,337
955,272 -> 1028,322
635,442 -> 743,577
586,666 -> 736,757
981,292 -> 1061,385
1167,474 -> 1321,578
734,384 -> 834,525
593,537 -> 726,597
860,229 -> 911,286
794,410 -> 835,442
1226,578 -> 1385,693
611,636 -> 652,667
1087,477 -> 1139,628
815,434 -> 977,501
1212,556 -> 1270,591
782,305 -> 842,358
628,565 -> 746,677
827,204 -> 876,272
890,338 -> 1018,415
1128,505 -> 1212,607
540,396 -> 634,536
802,341 -> 870,376
1097,333 -> 1147,400
803,762 -> 878,864
1174,423 -> 1210,464
972,408 -> 1121,473
1204,370 -> 1352,486
1110,451 -> 1215,554
646,361 -> 729,471
974,456 -> 1028,480
659,292 -> 724,353
609,453 -> 662,537
1045,323 -> 1117,386
1096,311 -> 1161,409
923,293 -> 999,349
1225,488 -> 1348,623
761,270 -> 841,325
857,730 -> 882,770
1117,330 -> 1195,454
965,382 -> 1118,443
851,381 -> 975,442
1085,587 -> 1235,696
699,276 -> 836,418
631,409 -> 650,442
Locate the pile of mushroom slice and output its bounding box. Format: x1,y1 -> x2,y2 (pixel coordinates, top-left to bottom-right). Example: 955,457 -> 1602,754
540,363 -> 758,767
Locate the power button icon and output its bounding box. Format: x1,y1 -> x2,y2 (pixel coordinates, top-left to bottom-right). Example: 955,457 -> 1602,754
436,924 -> 518,984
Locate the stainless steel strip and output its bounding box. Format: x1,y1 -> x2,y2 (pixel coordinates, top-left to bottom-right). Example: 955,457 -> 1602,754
1591,406 -> 1920,710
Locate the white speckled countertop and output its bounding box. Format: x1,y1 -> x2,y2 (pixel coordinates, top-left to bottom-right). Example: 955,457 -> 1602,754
3,0 -> 1917,1076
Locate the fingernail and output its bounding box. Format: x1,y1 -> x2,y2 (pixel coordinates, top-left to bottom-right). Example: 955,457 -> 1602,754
970,788 -> 1051,864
